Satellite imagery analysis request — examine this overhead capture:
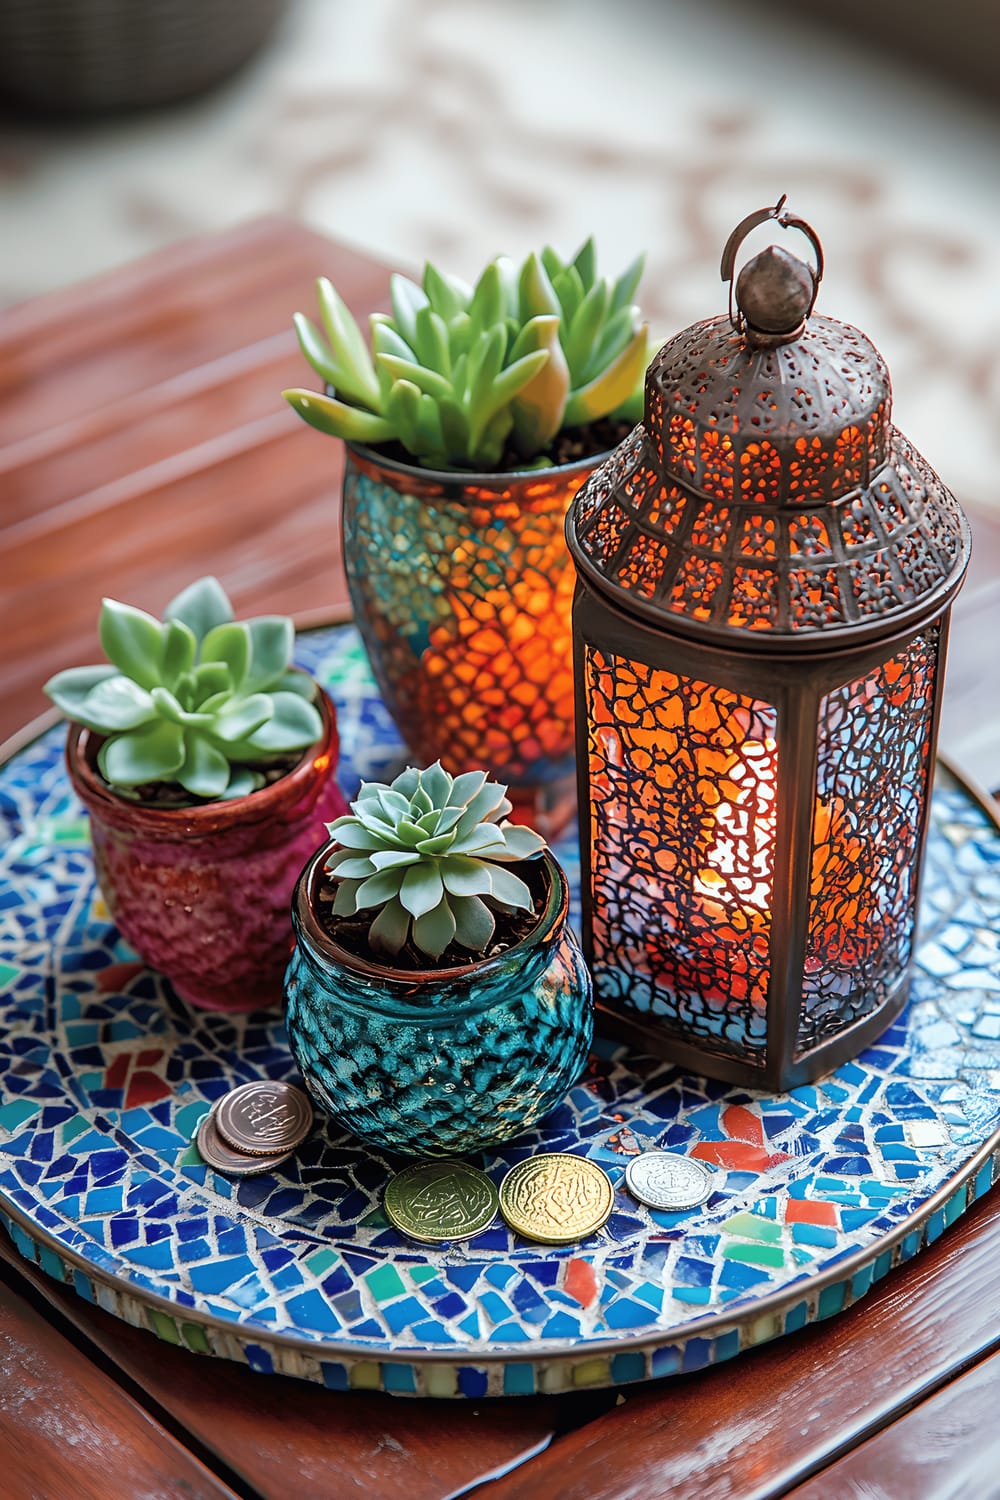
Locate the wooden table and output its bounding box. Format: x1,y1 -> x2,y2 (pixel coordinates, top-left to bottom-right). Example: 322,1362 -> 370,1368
2,217 -> 1000,1500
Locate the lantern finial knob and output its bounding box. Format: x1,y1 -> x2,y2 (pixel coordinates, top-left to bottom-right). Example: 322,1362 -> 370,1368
721,197 -> 825,347
736,246 -> 814,345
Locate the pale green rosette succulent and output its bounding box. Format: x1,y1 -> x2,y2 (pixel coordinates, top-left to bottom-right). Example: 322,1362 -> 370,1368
325,762 -> 546,961
283,238 -> 650,470
44,577 -> 322,800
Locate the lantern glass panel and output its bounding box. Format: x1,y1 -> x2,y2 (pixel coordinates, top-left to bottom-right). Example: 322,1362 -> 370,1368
584,643 -> 777,1059
799,629 -> 940,1054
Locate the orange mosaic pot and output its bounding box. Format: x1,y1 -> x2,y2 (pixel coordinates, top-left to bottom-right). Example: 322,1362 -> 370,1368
342,444 -> 603,788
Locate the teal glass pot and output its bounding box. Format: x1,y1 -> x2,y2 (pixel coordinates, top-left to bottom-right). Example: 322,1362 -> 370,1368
283,844 -> 593,1157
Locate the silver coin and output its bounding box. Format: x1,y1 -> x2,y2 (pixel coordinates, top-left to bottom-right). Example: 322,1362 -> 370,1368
214,1081 -> 313,1156
625,1152 -> 715,1211
196,1105 -> 293,1178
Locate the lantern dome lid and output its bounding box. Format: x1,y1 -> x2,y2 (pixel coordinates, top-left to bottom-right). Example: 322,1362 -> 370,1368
567,202 -> 971,651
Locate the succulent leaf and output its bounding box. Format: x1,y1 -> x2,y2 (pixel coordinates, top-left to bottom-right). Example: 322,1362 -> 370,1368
564,278 -> 611,384
562,325 -> 650,428
610,252 -> 646,314
292,312 -> 342,390
164,576 -> 233,643
177,735 -> 230,799
45,578 -> 322,801
244,618 -> 295,693
451,894 -> 496,951
99,720 -> 185,786
518,252 -> 561,322
369,897 -> 411,955
389,274 -> 430,348
323,761 -> 546,961
422,262 -> 471,321
200,623 -> 249,689
282,388 -> 395,445
413,902 -> 456,960
289,244 -> 648,468
315,278 -> 380,408
572,237 -> 598,288
98,599 -> 164,690
160,619 -> 198,687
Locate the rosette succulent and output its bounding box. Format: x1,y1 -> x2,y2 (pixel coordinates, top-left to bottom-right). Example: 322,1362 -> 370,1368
283,238 -> 650,470
325,762 -> 546,960
44,577 -> 323,800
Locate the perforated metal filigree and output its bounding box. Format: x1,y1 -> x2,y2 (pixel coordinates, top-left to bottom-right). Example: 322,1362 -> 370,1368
583,645 -> 778,1061
569,228 -> 971,1090
798,631 -> 939,1053
647,314 -> 889,502
573,429 -> 966,643
568,311 -> 968,647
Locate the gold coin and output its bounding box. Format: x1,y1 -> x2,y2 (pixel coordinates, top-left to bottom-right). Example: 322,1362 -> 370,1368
499,1153 -> 614,1245
384,1161 -> 500,1244
196,1106 -> 292,1178
214,1081 -> 313,1156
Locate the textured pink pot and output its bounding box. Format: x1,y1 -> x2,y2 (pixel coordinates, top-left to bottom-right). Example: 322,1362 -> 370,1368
66,687 -> 348,1012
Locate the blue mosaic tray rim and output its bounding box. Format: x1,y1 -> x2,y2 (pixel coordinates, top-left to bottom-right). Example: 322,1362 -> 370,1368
3,621 -> 1000,1396
0,1090 -> 995,1367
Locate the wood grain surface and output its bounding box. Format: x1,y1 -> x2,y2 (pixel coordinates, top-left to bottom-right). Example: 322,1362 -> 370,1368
786,1344 -> 1000,1500
0,1229 -> 594,1500
0,216 -> 385,741
0,1274 -> 237,1500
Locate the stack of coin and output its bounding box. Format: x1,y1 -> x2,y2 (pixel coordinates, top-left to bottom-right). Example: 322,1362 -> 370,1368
196,1080 -> 313,1177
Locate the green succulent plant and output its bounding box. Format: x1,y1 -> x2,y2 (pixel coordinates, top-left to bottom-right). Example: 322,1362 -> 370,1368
283,239 -> 650,471
325,762 -> 546,961
45,577 -> 323,801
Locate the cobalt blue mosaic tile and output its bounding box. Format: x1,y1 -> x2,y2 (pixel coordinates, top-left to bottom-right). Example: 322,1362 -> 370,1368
3,623 -> 1000,1395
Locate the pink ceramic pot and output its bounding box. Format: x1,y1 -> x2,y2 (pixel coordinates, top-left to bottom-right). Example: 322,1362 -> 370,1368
66,687 -> 348,1012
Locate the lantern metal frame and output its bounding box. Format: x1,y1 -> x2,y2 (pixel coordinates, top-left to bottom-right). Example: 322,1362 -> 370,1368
571,575 -> 957,1090
566,202 -> 972,1090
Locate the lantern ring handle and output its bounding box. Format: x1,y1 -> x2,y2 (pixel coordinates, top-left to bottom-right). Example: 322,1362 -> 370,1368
720,195 -> 825,332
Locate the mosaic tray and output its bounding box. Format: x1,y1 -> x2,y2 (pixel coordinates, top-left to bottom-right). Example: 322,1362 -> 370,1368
2,623 -> 1000,1399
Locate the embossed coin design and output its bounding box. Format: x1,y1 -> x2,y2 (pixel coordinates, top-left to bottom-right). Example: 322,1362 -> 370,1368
215,1081 -> 313,1156
625,1151 -> 715,1211
196,1107 -> 293,1177
384,1161 -> 500,1244
499,1153 -> 614,1245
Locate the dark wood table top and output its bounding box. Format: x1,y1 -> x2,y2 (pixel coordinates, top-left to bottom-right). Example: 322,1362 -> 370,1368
2,216 -> 999,1500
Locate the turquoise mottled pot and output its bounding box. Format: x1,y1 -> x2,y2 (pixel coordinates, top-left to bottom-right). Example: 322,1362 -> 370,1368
283,846 -> 593,1157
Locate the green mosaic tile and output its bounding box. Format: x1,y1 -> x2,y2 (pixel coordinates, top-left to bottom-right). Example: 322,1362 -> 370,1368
148,1309 -> 182,1345
181,1322 -> 211,1354
0,962 -> 21,989
0,1099 -> 42,1133
409,1265 -> 439,1285
365,1263 -> 406,1303
305,1247 -> 339,1277
722,1212 -> 782,1243
722,1242 -> 786,1269
35,815 -> 91,847
60,1114 -> 91,1145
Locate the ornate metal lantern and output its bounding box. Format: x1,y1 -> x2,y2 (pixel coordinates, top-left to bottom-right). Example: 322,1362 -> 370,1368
566,200 -> 972,1090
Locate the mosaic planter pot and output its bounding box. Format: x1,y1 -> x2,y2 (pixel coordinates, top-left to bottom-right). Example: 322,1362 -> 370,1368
341,443 -> 602,791
66,687 -> 348,1013
284,846 -> 593,1156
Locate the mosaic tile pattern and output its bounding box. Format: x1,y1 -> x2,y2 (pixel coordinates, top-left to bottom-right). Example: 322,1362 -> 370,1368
2,624 -> 1000,1397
